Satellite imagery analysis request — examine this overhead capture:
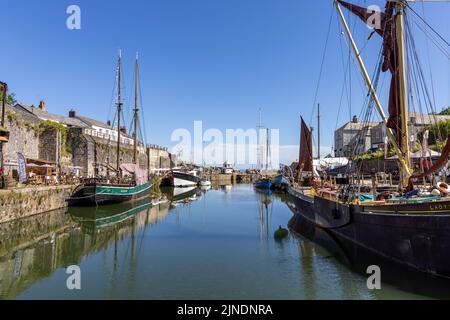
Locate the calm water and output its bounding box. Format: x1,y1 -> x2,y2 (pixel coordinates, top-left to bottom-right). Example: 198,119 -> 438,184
0,184 -> 431,299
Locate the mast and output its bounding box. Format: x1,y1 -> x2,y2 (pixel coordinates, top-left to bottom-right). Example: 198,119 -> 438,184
116,49 -> 122,175
266,127 -> 269,171
334,0 -> 411,180
396,0 -> 412,184
133,52 -> 139,165
317,103 -> 321,160
257,108 -> 263,171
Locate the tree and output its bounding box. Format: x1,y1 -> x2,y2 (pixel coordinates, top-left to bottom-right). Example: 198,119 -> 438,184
418,120 -> 450,151
0,91 -> 17,105
439,107 -> 450,115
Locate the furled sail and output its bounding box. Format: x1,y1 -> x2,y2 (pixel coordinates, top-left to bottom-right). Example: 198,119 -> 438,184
299,117 -> 313,172
337,0 -> 402,146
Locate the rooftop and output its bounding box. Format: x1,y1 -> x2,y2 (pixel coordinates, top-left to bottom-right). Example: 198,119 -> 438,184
15,103 -> 88,128
409,112 -> 450,125
74,114 -> 113,130
337,121 -> 379,132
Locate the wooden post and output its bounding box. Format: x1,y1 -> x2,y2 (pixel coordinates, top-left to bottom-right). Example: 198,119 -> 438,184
372,174 -> 377,200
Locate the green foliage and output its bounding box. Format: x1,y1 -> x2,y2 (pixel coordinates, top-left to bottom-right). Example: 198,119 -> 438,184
352,149 -> 384,162
39,120 -> 71,156
0,92 -> 17,105
418,119 -> 450,146
5,111 -> 18,124
439,107 -> 450,115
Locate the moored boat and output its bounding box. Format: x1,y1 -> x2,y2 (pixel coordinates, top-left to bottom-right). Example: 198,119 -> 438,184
254,178 -> 273,190
271,174 -> 290,191
68,175 -> 152,206
289,0 -> 450,280
68,50 -> 151,206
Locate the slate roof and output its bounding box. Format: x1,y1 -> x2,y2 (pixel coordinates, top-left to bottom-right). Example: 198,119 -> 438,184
15,103 -> 88,128
5,104 -> 41,125
75,115 -> 113,129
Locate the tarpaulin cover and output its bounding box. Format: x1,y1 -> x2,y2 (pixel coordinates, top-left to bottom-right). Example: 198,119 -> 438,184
120,163 -> 148,185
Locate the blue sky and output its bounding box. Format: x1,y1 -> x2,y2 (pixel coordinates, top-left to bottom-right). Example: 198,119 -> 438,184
1,0 -> 449,164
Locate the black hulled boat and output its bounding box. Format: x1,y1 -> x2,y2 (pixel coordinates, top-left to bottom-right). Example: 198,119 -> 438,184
289,0 -> 450,280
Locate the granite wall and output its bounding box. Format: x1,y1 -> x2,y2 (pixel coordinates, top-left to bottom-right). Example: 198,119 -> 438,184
0,185 -> 76,224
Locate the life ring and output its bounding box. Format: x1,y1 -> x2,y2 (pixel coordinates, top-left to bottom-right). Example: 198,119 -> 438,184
437,182 -> 450,194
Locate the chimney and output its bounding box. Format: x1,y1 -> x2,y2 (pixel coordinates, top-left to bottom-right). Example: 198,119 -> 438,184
107,120 -> 111,127
69,109 -> 76,118
352,115 -> 358,123
120,126 -> 126,134
39,101 -> 46,112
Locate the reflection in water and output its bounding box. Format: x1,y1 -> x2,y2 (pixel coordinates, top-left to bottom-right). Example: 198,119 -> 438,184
287,202 -> 450,299
0,184 -> 439,299
0,198 -> 170,299
257,191 -> 272,241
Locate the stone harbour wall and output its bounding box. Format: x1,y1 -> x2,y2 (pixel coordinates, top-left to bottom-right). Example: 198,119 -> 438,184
0,185 -> 76,224
3,106 -> 41,164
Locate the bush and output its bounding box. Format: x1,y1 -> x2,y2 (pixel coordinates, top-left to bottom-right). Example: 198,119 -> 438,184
418,120 -> 450,147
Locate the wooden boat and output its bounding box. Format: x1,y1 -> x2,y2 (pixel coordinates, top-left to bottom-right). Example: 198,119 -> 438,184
68,178 -> 152,206
254,178 -> 273,190
68,51 -> 151,206
287,202 -> 450,298
161,169 -> 201,187
271,174 -> 290,191
289,1 -> 450,279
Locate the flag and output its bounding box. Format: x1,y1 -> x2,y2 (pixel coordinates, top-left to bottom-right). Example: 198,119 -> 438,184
422,130 -> 429,158
384,136 -> 389,159
17,153 -> 27,183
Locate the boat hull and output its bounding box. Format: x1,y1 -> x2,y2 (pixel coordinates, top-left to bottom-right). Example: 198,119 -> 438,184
174,171 -> 201,187
254,181 -> 273,190
288,186 -> 450,280
68,182 -> 152,206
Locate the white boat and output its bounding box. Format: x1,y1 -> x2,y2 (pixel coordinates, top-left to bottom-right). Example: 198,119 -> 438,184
172,170 -> 201,187
199,180 -> 212,187
221,162 -> 234,174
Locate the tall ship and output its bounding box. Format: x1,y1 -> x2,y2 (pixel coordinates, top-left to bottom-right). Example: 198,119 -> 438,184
69,50 -> 151,206
289,0 -> 450,280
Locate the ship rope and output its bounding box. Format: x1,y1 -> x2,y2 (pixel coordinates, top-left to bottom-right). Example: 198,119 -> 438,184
308,4 -> 334,127
406,11 -> 445,146
352,48 -> 384,175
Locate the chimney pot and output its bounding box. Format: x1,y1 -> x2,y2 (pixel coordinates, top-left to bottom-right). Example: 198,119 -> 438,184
39,101 -> 46,111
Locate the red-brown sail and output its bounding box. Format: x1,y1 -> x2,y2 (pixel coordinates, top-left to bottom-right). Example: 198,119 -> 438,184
299,117 -> 313,172
338,0 -> 402,147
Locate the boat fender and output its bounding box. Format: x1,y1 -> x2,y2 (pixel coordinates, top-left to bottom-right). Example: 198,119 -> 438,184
431,189 -> 442,197
437,182 -> 450,194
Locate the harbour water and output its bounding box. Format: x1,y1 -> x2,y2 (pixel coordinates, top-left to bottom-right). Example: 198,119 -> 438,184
0,184 -> 435,299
